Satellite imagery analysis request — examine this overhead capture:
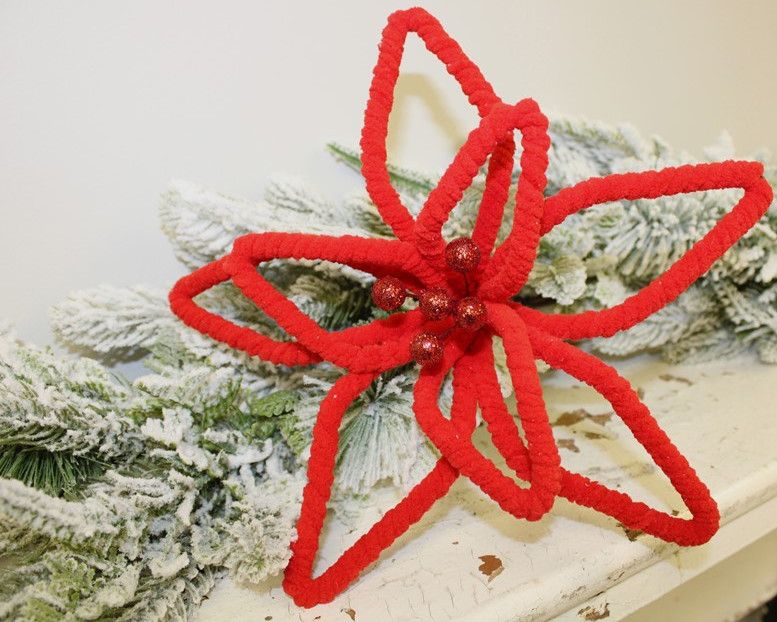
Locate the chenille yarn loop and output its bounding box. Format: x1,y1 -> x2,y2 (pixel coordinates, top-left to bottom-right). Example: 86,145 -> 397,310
168,6 -> 774,608
283,345 -> 479,607
527,327 -> 720,544
169,256 -> 319,367
516,161 -> 774,339
414,304 -> 561,520
414,100 -> 549,287
361,7 -> 503,244
470,327 -> 719,545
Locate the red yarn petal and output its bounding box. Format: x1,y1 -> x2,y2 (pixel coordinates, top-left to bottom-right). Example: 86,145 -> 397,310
413,303 -> 561,520
283,352 -> 479,607
361,7 -> 532,274
474,109 -> 549,300
485,326 -> 718,545
169,257 -> 319,367
360,7 -> 502,243
170,232 -> 445,373
414,100 -> 550,287
517,160 -> 773,339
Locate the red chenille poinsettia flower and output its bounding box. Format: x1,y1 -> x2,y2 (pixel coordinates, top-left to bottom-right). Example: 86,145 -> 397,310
169,7 -> 774,608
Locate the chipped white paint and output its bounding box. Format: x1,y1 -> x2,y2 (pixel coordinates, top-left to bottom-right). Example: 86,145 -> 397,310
194,354 -> 777,622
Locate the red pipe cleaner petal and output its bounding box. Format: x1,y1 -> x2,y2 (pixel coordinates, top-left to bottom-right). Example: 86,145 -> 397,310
481,325 -> 719,545
530,326 -> 720,544
360,7 -> 501,243
517,161 -> 773,339
414,100 -> 550,286
169,257 -> 319,367
169,233 -> 445,373
226,231 -> 445,289
413,303 -> 561,520
474,113 -> 551,301
283,351 -> 479,607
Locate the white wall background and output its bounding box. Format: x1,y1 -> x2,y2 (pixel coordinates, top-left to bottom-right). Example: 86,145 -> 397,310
2,0 -> 777,345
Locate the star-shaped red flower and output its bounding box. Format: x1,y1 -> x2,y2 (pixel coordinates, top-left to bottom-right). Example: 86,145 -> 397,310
169,8 -> 773,608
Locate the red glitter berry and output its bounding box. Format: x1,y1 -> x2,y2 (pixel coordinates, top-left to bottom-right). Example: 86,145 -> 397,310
445,237 -> 480,272
410,332 -> 444,367
418,288 -> 454,320
371,276 -> 406,311
455,297 -> 486,330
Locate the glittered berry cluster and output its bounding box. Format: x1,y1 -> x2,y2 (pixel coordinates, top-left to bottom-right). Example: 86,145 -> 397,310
373,236 -> 487,366
169,7 -> 773,608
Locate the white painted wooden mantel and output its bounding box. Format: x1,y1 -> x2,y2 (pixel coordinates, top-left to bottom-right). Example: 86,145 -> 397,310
195,354 -> 777,622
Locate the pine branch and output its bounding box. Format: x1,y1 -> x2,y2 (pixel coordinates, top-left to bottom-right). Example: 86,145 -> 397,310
0,328 -> 306,619
327,143 -> 436,197
51,285 -> 173,356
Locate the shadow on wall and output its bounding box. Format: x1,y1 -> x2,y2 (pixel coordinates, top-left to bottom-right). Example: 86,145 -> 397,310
386,73 -> 470,165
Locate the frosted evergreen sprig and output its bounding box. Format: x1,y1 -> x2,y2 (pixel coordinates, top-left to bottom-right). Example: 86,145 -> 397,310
0,332 -> 303,621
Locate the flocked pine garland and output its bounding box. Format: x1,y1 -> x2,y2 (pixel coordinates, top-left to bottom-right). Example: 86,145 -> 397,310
1,112 -> 776,618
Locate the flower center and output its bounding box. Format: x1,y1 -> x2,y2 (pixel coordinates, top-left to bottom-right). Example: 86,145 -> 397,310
371,236 -> 487,367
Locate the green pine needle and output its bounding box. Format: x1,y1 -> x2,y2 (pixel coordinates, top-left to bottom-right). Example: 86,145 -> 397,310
250,390 -> 299,419
0,447 -> 105,499
326,143 -> 436,196
246,390 -> 300,442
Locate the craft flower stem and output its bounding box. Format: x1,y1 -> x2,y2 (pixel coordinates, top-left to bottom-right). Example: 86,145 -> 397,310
169,6 -> 773,607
